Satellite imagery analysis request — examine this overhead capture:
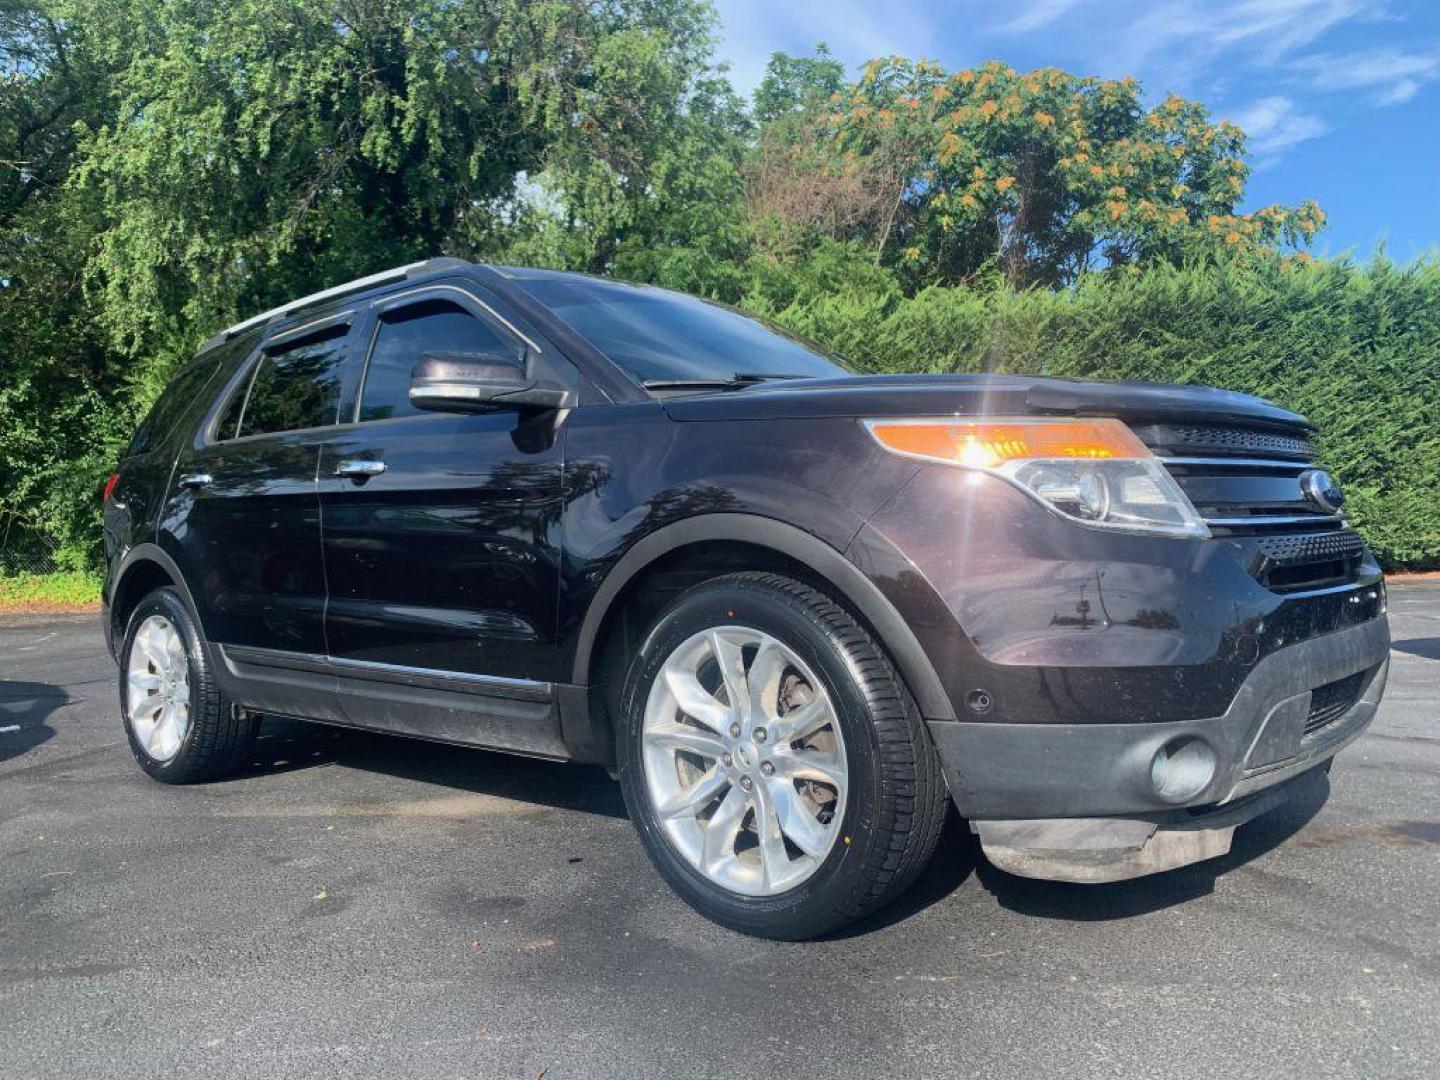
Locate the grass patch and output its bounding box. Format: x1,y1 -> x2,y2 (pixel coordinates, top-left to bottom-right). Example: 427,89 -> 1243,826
0,571 -> 103,613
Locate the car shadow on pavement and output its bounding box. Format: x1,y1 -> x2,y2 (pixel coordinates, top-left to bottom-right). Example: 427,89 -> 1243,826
234,715 -> 1333,930
239,715 -> 628,818
0,680 -> 63,764
975,772 -> 1331,921
1392,637 -> 1440,660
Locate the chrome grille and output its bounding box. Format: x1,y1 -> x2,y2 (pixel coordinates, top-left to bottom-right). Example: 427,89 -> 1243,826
1158,456 -> 1340,534
1136,420 -> 1364,591
1136,422 -> 1337,535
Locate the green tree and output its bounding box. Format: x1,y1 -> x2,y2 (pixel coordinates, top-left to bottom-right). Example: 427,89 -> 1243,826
0,0 -> 735,563
752,43 -> 845,129
753,54 -> 1324,287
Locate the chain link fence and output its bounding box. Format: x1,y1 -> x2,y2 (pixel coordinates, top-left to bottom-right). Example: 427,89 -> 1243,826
0,512 -> 65,576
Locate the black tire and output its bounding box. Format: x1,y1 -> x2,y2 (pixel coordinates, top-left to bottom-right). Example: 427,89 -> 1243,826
119,587 -> 257,783
617,572 -> 948,939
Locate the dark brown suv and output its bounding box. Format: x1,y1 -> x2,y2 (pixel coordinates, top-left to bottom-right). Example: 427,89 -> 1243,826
102,260 -> 1390,937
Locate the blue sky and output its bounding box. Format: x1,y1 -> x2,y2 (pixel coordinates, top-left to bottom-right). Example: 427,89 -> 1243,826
711,0 -> 1440,260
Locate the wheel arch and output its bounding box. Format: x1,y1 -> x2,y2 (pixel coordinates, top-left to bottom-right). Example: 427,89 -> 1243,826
571,514 -> 955,724
109,544 -> 207,658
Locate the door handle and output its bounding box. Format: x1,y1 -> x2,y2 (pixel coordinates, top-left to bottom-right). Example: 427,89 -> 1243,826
334,459 -> 387,480
177,473 -> 213,490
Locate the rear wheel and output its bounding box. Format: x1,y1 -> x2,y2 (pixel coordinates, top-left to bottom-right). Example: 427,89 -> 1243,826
119,588 -> 256,783
617,572 -> 947,939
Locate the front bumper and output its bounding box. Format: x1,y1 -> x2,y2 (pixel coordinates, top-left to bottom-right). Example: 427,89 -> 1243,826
926,614 -> 1389,882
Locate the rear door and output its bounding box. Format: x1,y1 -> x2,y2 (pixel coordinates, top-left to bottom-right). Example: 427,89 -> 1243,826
168,310 -> 357,716
317,282 -> 573,753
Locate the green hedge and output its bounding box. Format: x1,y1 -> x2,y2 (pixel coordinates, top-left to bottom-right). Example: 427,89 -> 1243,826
741,251 -> 1440,570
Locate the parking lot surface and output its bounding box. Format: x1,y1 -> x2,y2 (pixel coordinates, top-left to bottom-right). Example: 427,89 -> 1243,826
2,584 -> 1438,1079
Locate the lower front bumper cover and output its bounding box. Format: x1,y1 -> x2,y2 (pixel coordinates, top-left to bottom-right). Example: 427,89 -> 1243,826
974,765 -> 1329,883
929,614 -> 1389,821
931,612 -> 1389,883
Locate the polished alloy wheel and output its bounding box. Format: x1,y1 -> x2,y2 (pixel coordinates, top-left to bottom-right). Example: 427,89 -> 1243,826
125,614 -> 192,763
641,625 -> 849,896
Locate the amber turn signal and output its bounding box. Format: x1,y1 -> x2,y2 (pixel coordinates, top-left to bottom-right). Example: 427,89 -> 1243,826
864,418 -> 1151,469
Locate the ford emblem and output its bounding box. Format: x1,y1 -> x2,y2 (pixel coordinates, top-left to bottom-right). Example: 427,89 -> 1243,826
1300,469 -> 1345,514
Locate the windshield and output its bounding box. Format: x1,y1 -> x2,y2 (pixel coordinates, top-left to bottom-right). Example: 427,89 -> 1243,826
511,274 -> 851,385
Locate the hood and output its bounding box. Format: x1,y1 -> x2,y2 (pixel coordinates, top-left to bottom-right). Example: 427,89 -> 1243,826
660,373 -> 1311,431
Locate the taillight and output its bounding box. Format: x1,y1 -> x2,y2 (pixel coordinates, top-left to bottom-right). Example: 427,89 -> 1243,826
102,472 -> 120,504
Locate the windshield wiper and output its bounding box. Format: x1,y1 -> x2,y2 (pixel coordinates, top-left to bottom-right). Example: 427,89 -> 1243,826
641,372 -> 810,392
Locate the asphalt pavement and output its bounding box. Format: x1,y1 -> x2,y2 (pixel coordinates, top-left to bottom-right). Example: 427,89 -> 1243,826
2,585 -> 1438,1079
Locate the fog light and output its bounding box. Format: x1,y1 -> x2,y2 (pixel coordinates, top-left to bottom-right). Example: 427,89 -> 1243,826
1149,737 -> 1216,803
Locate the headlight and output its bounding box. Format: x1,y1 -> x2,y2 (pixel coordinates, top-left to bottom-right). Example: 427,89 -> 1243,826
863,417 -> 1209,538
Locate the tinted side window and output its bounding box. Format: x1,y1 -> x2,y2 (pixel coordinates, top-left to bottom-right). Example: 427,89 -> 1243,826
236,325 -> 350,438
129,361 -> 219,455
133,330 -> 260,453
359,298 -> 524,422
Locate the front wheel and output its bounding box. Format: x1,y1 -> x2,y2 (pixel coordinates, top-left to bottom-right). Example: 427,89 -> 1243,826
617,572 -> 947,939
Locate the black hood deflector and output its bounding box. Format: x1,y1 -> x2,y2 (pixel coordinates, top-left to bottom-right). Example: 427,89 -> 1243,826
661,373 -> 1311,431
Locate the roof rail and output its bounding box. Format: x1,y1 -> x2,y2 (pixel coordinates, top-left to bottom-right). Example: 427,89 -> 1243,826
200,257 -> 471,352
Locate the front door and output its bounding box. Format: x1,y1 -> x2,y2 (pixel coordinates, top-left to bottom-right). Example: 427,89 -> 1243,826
317,285 -> 570,753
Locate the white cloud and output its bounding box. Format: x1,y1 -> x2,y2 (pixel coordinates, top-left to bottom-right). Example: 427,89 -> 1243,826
1097,0 -> 1413,164
1231,95 -> 1330,159
711,0 -> 937,94
1290,47 -> 1440,106
1211,0 -> 1371,60
1118,0 -> 1374,84
998,0 -> 1089,34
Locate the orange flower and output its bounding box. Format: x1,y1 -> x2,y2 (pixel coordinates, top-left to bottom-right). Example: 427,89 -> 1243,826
978,100 -> 998,118
1034,111 -> 1055,127
996,175 -> 1016,192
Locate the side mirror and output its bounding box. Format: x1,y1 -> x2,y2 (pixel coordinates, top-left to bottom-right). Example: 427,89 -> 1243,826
408,351 -> 575,413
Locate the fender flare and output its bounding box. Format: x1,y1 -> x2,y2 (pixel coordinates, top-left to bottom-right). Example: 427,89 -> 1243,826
570,513 -> 955,721
111,543 -> 208,645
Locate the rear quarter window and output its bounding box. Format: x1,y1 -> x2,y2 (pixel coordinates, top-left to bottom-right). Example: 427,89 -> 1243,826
128,361 -> 220,456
